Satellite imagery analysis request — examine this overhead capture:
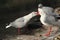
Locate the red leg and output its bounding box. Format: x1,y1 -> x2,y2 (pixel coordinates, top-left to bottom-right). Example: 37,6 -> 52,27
18,28 -> 20,35
44,27 -> 52,36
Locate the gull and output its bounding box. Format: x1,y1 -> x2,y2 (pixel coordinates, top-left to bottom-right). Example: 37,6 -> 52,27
38,4 -> 60,37
6,11 -> 39,34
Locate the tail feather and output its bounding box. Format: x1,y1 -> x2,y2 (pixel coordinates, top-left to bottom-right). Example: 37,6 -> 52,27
6,24 -> 12,28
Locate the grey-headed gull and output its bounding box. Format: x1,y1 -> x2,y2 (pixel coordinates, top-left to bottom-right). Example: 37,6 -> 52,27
38,4 -> 60,37
6,11 -> 40,34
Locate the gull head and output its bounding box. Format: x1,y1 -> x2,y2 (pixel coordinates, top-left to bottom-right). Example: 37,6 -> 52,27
38,4 -> 43,8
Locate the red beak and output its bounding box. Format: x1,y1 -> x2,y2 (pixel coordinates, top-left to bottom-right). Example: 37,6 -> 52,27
37,11 -> 40,15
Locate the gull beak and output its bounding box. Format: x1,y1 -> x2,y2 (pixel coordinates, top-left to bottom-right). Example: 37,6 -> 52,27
37,11 -> 40,16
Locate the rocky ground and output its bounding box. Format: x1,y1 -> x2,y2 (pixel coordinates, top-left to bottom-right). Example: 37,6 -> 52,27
2,26 -> 60,40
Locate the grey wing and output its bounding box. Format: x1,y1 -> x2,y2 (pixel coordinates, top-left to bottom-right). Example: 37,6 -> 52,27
45,15 -> 56,25
15,17 -> 24,22
12,17 -> 25,27
46,15 -> 60,26
47,12 -> 60,21
53,13 -> 60,21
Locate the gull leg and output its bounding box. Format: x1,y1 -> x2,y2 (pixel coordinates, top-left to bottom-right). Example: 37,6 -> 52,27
18,28 -> 20,35
43,27 -> 52,37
